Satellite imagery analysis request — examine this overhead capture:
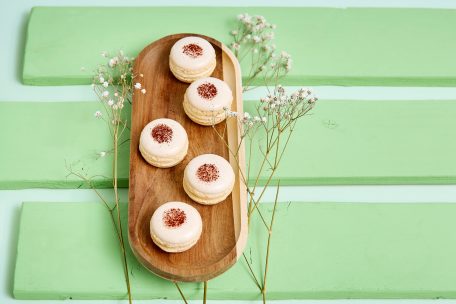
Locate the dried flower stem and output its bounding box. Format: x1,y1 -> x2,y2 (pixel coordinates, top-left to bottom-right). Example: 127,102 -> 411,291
203,281 -> 208,304
174,282 -> 188,304
225,14 -> 318,303
262,181 -> 280,304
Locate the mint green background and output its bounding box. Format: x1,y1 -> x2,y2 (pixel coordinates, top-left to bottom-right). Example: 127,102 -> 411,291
23,7 -> 456,87
15,201 -> 456,300
3,1 -> 456,304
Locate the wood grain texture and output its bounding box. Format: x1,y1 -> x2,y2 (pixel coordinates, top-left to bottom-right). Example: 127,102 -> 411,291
128,34 -> 247,282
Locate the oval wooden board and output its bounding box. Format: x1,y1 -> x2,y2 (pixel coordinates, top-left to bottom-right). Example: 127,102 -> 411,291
128,34 -> 247,282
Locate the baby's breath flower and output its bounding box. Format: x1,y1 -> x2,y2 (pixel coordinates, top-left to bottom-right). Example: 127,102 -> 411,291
102,91 -> 109,98
94,111 -> 102,118
99,151 -> 107,157
109,56 -> 119,67
134,83 -> 142,90
281,51 -> 290,59
230,30 -> 238,36
107,99 -> 114,107
102,81 -> 109,88
99,76 -> 105,83
100,51 -> 108,58
141,88 -> 147,94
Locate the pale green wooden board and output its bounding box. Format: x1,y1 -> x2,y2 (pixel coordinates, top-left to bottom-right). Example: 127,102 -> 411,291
2,100 -> 456,189
23,7 -> 456,86
14,201 -> 456,299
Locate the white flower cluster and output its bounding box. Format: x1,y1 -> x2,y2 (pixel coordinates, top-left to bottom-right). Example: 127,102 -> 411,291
92,50 -> 147,119
229,13 -> 292,90
241,111 -> 267,128
259,86 -> 317,122
223,107 -> 267,134
230,13 -> 276,52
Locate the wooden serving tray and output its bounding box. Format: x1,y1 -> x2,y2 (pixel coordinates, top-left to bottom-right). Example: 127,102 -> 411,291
128,34 -> 247,282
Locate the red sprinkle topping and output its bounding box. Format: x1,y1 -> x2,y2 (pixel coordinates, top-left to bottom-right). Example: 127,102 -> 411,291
163,208 -> 187,228
196,163 -> 220,182
182,43 -> 203,58
197,83 -> 218,100
151,124 -> 173,143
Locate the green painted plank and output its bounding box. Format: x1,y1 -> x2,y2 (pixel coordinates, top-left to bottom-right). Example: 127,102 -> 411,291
0,102 -> 130,189
23,7 -> 456,87
14,201 -> 456,299
2,100 -> 456,189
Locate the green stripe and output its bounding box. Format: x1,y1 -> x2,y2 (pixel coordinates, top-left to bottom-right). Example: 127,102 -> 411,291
23,7 -> 456,86
14,201 -> 456,299
2,100 -> 456,189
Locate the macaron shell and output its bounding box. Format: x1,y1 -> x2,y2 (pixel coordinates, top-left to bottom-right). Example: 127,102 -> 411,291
183,177 -> 233,205
183,95 -> 226,126
139,140 -> 188,168
169,57 -> 216,83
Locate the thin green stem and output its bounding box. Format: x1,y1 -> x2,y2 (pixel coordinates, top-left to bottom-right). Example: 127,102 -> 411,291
113,125 -> 133,304
174,282 -> 188,304
242,252 -> 262,291
262,181 -> 280,303
203,281 -> 208,304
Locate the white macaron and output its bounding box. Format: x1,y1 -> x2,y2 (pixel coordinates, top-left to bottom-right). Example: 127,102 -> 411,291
139,118 -> 188,168
169,36 -> 216,83
150,201 -> 203,253
183,154 -> 235,205
183,77 -> 233,126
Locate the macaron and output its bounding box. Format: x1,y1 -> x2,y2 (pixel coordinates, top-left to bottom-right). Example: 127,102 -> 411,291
169,36 -> 216,83
183,77 -> 233,126
183,154 -> 235,205
139,118 -> 188,168
150,201 -> 203,253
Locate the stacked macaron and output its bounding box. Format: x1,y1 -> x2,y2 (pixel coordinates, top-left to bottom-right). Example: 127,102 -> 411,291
139,118 -> 188,168
183,154 -> 235,205
169,36 -> 216,83
183,77 -> 233,126
150,201 -> 202,253
141,36 -> 237,254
